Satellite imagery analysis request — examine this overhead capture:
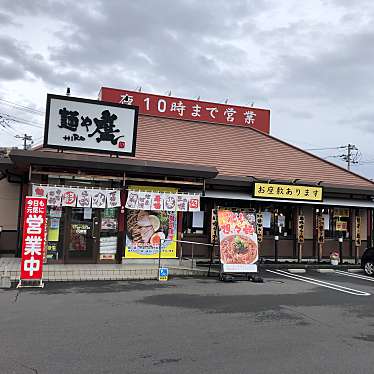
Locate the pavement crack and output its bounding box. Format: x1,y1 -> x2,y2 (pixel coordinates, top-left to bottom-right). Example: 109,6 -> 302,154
19,362 -> 39,373
153,358 -> 181,366
13,291 -> 20,303
281,305 -> 335,328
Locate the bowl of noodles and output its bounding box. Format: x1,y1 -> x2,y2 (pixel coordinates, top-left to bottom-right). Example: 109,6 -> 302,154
220,235 -> 258,264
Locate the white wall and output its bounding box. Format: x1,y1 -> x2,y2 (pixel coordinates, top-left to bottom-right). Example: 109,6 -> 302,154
0,178 -> 20,230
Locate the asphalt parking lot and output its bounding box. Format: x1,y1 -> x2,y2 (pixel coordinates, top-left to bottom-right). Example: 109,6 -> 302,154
1,270 -> 374,374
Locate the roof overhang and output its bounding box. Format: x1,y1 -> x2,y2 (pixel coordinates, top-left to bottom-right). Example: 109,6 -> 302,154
204,190 -> 374,208
7,150 -> 218,179
207,175 -> 374,196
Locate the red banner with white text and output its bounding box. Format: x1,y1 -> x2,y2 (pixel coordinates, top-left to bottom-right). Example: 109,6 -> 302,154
20,196 -> 47,280
99,87 -> 270,133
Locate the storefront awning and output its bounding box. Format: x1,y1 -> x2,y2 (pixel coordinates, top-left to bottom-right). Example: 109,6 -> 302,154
204,190 -> 374,208
7,149 -> 218,180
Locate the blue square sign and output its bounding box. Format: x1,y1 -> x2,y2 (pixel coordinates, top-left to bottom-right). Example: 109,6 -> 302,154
159,267 -> 169,281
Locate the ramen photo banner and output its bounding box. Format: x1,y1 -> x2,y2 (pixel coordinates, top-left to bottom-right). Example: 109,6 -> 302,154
217,209 -> 259,273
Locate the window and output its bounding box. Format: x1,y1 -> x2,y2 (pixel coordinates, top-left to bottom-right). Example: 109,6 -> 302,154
260,205 -> 294,237
318,207 -> 350,239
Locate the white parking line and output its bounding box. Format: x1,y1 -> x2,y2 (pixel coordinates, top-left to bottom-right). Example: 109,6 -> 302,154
266,269 -> 371,296
335,270 -> 374,282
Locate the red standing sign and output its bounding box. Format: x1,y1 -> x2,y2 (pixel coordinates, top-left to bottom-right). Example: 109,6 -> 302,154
19,196 -> 47,284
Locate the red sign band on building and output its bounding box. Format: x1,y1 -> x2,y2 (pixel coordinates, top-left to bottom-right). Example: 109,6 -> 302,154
99,87 -> 270,133
20,196 -> 47,281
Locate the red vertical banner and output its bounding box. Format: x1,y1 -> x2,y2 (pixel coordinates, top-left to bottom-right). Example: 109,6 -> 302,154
20,196 -> 47,281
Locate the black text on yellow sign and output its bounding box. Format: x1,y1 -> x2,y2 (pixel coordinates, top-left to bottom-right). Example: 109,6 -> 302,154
253,183 -> 323,202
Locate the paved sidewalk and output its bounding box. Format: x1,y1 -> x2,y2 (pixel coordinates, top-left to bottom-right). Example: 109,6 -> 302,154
0,258 -> 210,282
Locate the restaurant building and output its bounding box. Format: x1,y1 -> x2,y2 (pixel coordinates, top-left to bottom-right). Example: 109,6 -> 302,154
0,87 -> 373,264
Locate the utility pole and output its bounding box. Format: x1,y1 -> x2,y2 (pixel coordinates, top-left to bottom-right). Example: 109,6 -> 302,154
15,133 -> 33,150
339,144 -> 358,170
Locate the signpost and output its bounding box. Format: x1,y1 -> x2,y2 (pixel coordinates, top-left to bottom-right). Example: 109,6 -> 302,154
158,268 -> 169,281
217,209 -> 259,274
18,196 -> 47,288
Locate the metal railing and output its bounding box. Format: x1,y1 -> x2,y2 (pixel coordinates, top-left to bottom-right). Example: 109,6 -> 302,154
158,239 -> 215,269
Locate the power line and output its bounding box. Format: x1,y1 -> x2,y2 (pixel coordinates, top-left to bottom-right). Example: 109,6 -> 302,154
308,144 -> 361,170
0,98 -> 44,115
305,146 -> 347,151
0,112 -> 43,128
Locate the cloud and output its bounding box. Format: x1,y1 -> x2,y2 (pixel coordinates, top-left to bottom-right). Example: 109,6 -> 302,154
0,11 -> 17,26
1,0 -> 374,178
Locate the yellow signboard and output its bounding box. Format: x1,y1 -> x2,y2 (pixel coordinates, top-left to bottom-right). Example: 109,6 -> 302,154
336,220 -> 348,231
253,183 -> 323,202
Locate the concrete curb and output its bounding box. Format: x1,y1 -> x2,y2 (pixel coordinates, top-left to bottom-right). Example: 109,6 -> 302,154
314,269 -> 335,273
288,269 -> 306,274
348,268 -> 364,273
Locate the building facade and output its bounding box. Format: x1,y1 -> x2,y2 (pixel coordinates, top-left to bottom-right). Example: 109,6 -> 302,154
0,89 -> 373,264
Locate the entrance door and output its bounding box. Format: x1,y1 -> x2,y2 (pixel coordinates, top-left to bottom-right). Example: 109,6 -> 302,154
65,207 -> 100,263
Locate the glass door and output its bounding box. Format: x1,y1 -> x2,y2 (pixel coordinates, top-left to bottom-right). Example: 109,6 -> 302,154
65,207 -> 100,263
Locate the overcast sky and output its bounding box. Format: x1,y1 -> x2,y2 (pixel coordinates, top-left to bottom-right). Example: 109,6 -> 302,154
0,0 -> 374,179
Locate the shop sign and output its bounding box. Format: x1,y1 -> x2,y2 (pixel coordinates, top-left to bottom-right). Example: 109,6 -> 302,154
335,220 -> 347,231
253,183 -> 323,202
217,209 -> 258,273
125,186 -> 178,259
297,215 -> 305,243
99,87 -> 270,133
20,197 -> 47,281
256,213 -> 264,243
333,208 -> 350,218
355,216 -> 361,246
317,215 -> 325,244
44,94 -> 138,156
211,209 -> 218,243
125,191 -> 200,212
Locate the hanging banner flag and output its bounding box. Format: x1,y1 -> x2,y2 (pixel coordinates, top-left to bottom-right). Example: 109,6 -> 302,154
19,196 -> 47,283
164,194 -> 177,211
151,193 -> 164,211
125,189 -> 201,212
177,194 -> 189,212
142,192 -> 153,210
77,189 -> 92,208
61,188 -> 78,207
355,216 -> 362,246
317,215 -> 325,243
297,215 -> 305,243
135,191 -> 155,210
47,187 -> 64,206
32,185 -> 49,197
256,212 -> 264,243
136,191 -> 147,210
217,209 -> 258,273
106,190 -> 121,208
125,191 -> 139,209
188,195 -> 200,212
91,189 -> 107,208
